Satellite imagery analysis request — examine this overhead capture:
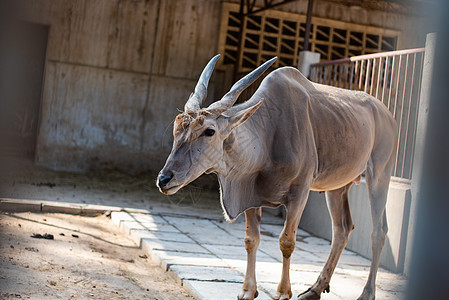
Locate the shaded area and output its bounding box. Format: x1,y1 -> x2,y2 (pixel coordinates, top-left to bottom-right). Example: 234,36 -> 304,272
0,157 -> 220,213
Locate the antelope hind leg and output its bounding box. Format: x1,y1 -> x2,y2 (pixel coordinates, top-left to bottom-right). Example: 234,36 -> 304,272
298,184 -> 354,300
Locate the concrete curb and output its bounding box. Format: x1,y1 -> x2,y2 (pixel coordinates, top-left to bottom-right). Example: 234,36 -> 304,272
0,198 -> 149,216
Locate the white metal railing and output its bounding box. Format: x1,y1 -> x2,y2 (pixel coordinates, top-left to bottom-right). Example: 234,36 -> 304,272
310,48 -> 426,181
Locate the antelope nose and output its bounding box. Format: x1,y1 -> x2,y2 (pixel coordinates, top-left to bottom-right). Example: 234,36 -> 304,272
158,172 -> 173,188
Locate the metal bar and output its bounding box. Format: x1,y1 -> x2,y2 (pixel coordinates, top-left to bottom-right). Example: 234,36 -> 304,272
358,60 -> 364,90
310,48 -> 425,68
387,55 -> 396,110
234,0 -> 246,81
392,55 -> 402,119
382,56 -> 390,103
394,54 -> 408,177
349,62 -> 354,90
401,52 -> 417,179
408,52 -> 425,179
323,66 -> 328,84
370,58 -> 377,95
351,47 -> 425,61
315,66 -> 319,83
307,47 -> 426,180
375,57 -> 383,99
321,66 -> 324,84
324,66 -> 331,84
242,0 -> 296,16
303,0 -> 314,51
364,59 -> 371,93
333,64 -> 338,86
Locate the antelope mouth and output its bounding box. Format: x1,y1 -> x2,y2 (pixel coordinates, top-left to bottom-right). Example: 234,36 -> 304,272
159,184 -> 182,195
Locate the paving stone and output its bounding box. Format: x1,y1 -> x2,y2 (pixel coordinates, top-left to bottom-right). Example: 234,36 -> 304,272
335,253 -> 372,268
111,211 -> 138,225
170,265 -> 244,283
211,220 -> 246,237
375,289 -> 406,299
152,249 -> 229,268
325,273 -> 367,299
201,243 -> 246,258
141,238 -> 210,254
253,261 -> 284,284
163,216 -> 244,246
120,220 -> 179,233
290,262 -> 326,273
290,269 -> 323,287
297,236 -> 332,254
376,274 -> 407,293
202,244 -> 277,263
183,280 -> 273,300
130,229 -> 192,244
260,224 -> 283,237
126,212 -> 167,223
163,216 -> 215,232
259,239 -> 317,262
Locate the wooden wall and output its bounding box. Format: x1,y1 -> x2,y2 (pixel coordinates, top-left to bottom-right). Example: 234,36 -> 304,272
20,0 -> 431,173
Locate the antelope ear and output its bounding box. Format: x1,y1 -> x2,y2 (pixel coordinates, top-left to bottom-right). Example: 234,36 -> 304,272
226,99 -> 263,131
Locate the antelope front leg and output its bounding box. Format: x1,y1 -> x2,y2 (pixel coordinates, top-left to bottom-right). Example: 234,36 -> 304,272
276,196 -> 309,300
239,208 -> 262,300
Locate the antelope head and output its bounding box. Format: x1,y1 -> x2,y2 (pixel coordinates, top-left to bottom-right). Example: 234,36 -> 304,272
157,55 -> 276,195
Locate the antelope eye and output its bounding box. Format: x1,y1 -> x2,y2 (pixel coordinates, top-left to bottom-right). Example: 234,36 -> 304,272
204,128 -> 215,137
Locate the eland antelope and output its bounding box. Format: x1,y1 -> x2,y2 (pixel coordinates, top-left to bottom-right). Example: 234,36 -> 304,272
157,55 -> 398,300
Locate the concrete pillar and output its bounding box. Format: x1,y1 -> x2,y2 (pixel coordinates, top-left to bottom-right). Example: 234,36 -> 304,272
297,50 -> 320,78
407,0 -> 449,296
404,32 -> 436,275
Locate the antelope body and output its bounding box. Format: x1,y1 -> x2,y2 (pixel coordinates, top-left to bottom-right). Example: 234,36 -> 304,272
157,55 -> 398,300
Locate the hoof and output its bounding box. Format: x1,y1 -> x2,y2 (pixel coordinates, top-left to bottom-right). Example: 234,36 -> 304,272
356,287 -> 374,300
356,294 -> 374,300
297,288 -> 321,300
237,290 -> 258,300
274,290 -> 292,300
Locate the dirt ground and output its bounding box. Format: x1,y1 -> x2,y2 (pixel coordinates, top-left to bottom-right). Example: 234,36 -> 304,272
0,212 -> 197,300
